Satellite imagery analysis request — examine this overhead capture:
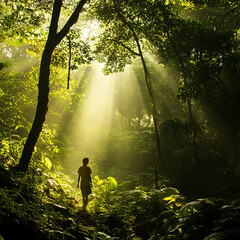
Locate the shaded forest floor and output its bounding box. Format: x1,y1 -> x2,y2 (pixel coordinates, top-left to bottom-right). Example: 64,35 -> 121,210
1,165 -> 240,240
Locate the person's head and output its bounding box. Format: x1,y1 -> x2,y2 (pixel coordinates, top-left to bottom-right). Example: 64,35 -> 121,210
82,157 -> 89,166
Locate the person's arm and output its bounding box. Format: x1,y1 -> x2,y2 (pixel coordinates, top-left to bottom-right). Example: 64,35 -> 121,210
89,168 -> 92,187
89,175 -> 92,188
77,172 -> 80,188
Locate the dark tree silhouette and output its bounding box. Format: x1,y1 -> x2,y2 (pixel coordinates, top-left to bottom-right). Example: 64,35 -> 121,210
15,0 -> 87,172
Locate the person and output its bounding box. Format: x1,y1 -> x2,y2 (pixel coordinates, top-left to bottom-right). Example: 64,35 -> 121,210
77,157 -> 92,210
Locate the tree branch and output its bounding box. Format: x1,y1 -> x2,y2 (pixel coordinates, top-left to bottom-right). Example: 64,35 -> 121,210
56,0 -> 87,43
106,38 -> 140,56
49,0 -> 62,39
66,35 -> 71,89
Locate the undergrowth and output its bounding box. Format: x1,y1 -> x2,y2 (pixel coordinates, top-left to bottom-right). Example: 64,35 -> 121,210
0,159 -> 240,240
1,123 -> 240,239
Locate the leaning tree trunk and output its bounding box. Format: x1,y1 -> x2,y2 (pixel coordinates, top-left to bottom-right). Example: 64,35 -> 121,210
113,1 -> 166,188
125,22 -> 166,189
15,46 -> 54,172
138,45 -> 165,189
15,0 -> 87,172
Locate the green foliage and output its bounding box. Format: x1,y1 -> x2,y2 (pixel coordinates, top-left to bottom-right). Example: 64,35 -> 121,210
0,138 -> 24,168
1,161 -> 240,240
1,1 -> 240,238
90,0 -> 141,74
0,62 -> 39,137
0,165 -> 92,239
104,128 -> 156,170
0,43 -> 88,171
90,176 -> 118,212
51,28 -> 93,69
0,0 -> 50,43
89,0 -> 240,199
0,62 -> 9,70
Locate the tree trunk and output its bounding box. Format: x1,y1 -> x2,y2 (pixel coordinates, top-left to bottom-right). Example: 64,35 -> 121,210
15,0 -> 87,172
112,1 -> 166,185
140,54 -> 165,189
128,24 -> 165,188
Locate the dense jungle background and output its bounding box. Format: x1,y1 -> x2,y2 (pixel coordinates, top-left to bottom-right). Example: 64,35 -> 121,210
1,0 -> 240,239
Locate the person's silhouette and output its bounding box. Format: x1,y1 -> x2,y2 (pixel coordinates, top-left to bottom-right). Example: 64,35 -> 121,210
77,157 -> 92,210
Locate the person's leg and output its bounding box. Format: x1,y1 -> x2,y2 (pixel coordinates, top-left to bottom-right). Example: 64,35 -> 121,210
82,194 -> 88,209
81,185 -> 90,209
85,195 -> 89,206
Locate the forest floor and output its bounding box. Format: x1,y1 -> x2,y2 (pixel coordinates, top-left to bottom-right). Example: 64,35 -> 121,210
1,165 -> 240,240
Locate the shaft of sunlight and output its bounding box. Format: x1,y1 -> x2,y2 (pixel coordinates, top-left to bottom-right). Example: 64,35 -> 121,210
65,64 -> 147,176
71,64 -> 116,159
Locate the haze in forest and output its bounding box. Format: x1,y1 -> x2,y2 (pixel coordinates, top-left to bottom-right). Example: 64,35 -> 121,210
1,0 -> 240,200
1,1 -> 240,239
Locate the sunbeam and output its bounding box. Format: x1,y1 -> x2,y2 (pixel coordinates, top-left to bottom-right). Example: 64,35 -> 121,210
65,64 -> 117,175
73,64 -> 116,151
64,64 -> 148,176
